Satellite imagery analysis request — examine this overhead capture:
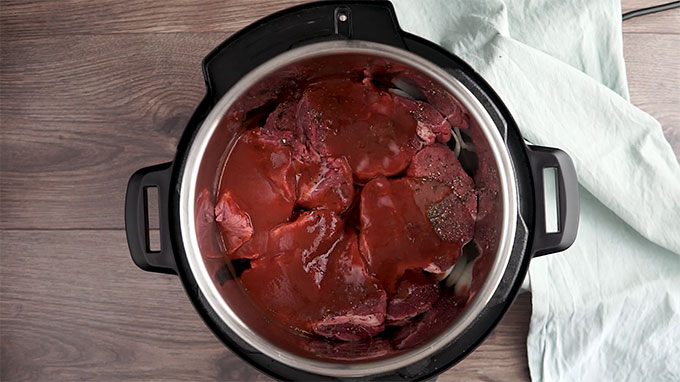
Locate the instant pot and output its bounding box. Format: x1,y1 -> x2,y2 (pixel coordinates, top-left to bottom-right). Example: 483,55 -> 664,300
125,1 -> 579,380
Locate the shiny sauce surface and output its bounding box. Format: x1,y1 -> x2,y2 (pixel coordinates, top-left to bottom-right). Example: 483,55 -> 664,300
213,74 -> 477,342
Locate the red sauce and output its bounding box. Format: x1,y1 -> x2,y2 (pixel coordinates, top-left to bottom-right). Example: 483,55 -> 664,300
216,129 -> 296,259
214,75 -> 477,341
359,177 -> 465,294
298,78 -> 420,180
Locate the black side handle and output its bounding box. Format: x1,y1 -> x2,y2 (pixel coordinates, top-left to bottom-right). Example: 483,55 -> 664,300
125,162 -> 177,274
527,146 -> 580,257
202,0 -> 406,101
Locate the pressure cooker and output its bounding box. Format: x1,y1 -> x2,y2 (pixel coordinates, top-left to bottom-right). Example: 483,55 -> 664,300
125,1 -> 579,380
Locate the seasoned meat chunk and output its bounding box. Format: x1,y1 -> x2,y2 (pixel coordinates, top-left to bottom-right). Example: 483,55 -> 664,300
386,271 -> 440,326
359,177 -> 466,293
240,211 -> 386,341
214,191 -> 253,254
296,156 -> 354,213
394,96 -> 452,145
217,128 -> 296,260
297,78 -> 420,180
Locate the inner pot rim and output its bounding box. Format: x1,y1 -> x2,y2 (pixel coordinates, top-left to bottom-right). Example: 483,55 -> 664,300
179,40 -> 518,377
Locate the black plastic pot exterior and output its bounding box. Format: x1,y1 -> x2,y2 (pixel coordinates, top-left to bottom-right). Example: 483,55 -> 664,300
125,2 -> 579,381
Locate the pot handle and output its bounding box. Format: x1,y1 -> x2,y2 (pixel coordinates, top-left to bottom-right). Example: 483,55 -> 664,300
527,146 -> 580,257
125,162 -> 177,274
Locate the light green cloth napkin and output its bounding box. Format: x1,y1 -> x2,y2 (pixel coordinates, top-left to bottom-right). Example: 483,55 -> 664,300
390,0 -> 680,380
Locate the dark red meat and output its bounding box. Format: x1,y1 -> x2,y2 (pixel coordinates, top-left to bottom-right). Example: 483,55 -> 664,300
386,271 -> 440,326
268,209 -> 343,259
262,101 -> 320,163
305,337 -> 392,361
212,67 -> 482,343
297,78 -> 420,181
393,73 -> 470,130
392,290 -> 467,349
240,211 -> 386,341
296,156 -> 354,213
214,191 -> 253,254
408,144 -> 477,247
195,189 -> 223,259
468,119 -> 502,301
217,128 -> 296,260
394,96 -> 452,145
359,144 -> 476,293
407,143 -> 476,202
359,177 -> 465,293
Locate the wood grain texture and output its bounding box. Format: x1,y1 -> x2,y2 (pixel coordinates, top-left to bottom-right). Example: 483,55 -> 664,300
623,33 -> 680,161
621,0 -> 680,34
0,231 -> 531,382
0,0 -> 676,381
0,0 -> 308,37
0,33 -> 217,229
1,0 -> 677,37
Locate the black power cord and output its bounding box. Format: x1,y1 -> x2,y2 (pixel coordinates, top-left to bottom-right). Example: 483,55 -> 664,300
622,1 -> 680,20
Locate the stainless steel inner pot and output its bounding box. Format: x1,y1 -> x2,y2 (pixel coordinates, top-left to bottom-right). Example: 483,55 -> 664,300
178,40 -> 518,377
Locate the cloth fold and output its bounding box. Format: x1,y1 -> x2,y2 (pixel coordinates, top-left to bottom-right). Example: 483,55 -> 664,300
391,0 -> 680,380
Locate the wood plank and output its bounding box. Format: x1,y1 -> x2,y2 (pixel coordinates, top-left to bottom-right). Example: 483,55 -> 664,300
621,1 -> 680,35
0,33 -> 218,230
622,12 -> 680,35
0,0 -> 309,38
0,230 -> 531,381
623,33 -> 680,161
2,0 -> 677,38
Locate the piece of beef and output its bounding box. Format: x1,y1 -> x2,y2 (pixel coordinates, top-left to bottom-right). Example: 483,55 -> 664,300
426,192 -> 476,250
407,144 -> 477,252
386,271 -> 440,326
467,119 -> 502,301
268,209 -> 343,263
392,72 -> 470,130
195,189 -> 224,259
407,143 -> 476,204
214,191 -> 253,254
240,211 -> 386,341
359,144 -> 476,290
312,289 -> 386,341
262,100 -> 321,163
296,156 -> 354,213
296,78 -> 420,181
226,73 -> 303,125
394,96 -> 452,145
262,100 -> 354,213
392,289 -> 468,350
359,177 -> 464,293
217,128 -> 296,260
311,227 -> 387,341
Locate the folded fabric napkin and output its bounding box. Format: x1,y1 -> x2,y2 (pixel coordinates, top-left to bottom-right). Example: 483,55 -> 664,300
391,0 -> 680,380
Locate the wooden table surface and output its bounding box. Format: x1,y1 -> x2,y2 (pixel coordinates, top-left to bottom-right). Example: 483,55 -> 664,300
1,1 -> 678,381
